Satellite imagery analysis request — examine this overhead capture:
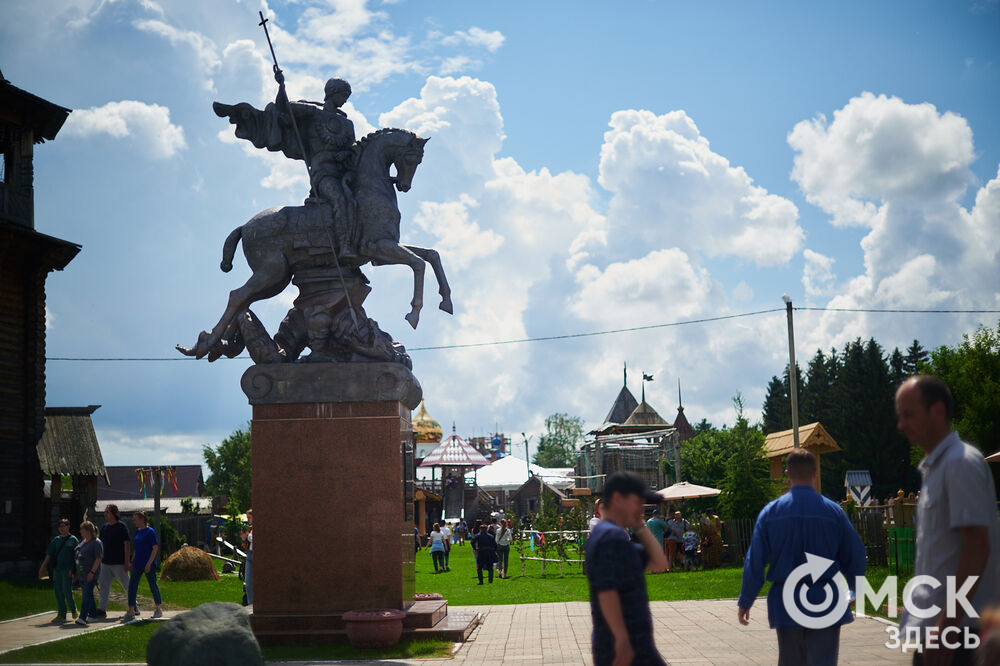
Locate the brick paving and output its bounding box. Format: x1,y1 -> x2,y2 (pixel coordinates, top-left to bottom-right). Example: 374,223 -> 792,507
0,599 -> 908,664
289,599 -> 909,665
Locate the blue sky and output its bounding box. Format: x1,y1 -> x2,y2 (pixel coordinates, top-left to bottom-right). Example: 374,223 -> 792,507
2,0 -> 998,468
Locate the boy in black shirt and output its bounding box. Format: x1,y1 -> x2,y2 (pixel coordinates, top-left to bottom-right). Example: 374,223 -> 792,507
586,473 -> 668,666
96,504 -> 131,618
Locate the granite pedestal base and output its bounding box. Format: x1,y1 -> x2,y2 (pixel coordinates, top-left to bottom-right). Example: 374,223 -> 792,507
244,363 -> 419,646
242,363 -> 478,646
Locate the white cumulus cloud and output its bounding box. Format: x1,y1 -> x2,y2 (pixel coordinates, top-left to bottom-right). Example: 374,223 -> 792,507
789,92 -> 975,227
802,249 -> 836,299
62,100 -> 186,159
790,95 -> 999,353
599,109 -> 803,266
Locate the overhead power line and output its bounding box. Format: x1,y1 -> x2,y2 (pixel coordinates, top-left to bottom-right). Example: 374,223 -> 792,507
45,306 -> 1000,362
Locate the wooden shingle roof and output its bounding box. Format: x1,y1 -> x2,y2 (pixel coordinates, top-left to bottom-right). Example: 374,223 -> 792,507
37,406 -> 108,481
763,422 -> 840,458
623,400 -> 668,427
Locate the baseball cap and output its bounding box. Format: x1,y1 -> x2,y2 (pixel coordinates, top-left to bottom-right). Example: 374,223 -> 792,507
602,472 -> 662,504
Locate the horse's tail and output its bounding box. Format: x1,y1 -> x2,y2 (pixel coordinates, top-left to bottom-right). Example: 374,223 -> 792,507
220,226 -> 242,272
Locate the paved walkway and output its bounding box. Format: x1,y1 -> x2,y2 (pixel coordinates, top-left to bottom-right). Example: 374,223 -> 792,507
0,609 -> 180,657
429,600 -> 907,665
271,600 -> 908,665
0,600 -> 908,665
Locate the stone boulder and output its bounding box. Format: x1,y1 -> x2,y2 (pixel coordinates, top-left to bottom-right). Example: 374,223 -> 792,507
161,546 -> 220,582
146,602 -> 262,666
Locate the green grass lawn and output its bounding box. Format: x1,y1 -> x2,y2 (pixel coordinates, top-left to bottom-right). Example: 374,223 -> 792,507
0,579 -> 127,622
414,543 -> 766,606
0,620 -> 451,664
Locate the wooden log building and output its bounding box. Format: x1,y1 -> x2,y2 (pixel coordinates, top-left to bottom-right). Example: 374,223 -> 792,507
0,70 -> 79,576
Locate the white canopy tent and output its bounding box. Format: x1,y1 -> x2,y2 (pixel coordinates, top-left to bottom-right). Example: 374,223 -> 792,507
464,455 -> 573,490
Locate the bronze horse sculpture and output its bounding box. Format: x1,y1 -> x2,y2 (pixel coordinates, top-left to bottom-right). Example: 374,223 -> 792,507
177,128 -> 452,361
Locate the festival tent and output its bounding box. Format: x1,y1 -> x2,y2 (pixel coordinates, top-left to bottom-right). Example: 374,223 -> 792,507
656,481 -> 721,500
464,455 -> 573,490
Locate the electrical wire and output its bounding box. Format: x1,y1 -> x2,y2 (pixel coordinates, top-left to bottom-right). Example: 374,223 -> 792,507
44,306 -> 1000,361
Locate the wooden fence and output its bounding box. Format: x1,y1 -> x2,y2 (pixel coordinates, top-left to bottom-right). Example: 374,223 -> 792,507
719,502 -> 916,571
723,518 -> 755,565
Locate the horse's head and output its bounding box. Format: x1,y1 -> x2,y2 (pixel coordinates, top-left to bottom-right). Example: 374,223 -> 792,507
355,129 -> 429,194
391,134 -> 429,193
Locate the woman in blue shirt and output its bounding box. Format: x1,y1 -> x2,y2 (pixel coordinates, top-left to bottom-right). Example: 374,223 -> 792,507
124,511 -> 164,621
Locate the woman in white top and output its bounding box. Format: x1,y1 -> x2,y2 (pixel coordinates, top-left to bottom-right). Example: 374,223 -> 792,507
495,519 -> 513,579
428,523 -> 447,573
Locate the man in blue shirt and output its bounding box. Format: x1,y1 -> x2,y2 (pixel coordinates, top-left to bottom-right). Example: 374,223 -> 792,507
587,472 -> 668,666
737,449 -> 865,666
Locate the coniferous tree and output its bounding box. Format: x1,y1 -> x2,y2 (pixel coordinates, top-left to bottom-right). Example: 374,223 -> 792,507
762,375 -> 789,434
889,348 -> 906,387
693,418 -> 713,434
904,340 -> 929,374
802,349 -> 835,427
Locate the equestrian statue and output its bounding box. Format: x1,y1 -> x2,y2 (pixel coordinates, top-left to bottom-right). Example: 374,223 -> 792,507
176,15 -> 452,368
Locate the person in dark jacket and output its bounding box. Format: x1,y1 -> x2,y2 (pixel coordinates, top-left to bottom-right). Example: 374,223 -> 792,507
470,524 -> 497,584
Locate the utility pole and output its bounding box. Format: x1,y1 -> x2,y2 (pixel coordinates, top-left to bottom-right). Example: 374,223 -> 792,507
782,294 -> 800,449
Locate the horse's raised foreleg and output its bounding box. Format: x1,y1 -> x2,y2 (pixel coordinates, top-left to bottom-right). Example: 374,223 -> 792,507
176,257 -> 292,359
370,239 -> 426,328
404,245 -> 453,315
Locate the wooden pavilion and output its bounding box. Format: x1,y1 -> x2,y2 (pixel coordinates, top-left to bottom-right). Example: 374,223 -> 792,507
763,422 -> 841,493
37,406 -> 109,534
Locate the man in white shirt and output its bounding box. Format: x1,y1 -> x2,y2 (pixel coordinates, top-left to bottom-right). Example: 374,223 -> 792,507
439,522 -> 452,571
896,375 -> 999,665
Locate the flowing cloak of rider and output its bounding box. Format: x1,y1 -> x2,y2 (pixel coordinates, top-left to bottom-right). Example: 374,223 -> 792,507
214,78 -> 359,258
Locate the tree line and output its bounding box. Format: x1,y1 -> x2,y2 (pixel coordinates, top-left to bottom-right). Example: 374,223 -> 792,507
761,321 -> 999,501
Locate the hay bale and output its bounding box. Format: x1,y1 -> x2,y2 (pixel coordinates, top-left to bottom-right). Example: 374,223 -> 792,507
161,546 -> 220,582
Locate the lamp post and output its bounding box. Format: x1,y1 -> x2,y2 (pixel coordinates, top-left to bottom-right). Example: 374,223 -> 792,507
521,432 -> 532,478
782,294 -> 800,449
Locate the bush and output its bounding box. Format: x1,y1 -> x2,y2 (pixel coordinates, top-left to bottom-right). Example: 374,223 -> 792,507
161,546 -> 220,582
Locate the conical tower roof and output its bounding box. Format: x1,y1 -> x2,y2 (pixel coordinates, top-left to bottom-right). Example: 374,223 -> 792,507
673,405 -> 694,441
413,399 -> 443,444
603,385 -> 639,426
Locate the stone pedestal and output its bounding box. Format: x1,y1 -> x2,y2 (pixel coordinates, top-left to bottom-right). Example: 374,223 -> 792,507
244,362 -> 420,645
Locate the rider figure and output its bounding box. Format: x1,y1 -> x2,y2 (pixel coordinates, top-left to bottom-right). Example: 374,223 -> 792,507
279,78 -> 357,259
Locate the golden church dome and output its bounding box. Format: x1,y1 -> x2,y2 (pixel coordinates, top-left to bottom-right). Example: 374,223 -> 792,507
413,399 -> 443,444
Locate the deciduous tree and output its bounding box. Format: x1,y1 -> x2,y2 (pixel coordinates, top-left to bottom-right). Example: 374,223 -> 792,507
203,425 -> 252,512
533,413 -> 585,468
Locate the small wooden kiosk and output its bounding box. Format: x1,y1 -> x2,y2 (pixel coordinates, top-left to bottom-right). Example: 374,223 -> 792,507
764,422 -> 840,493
